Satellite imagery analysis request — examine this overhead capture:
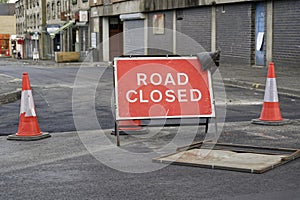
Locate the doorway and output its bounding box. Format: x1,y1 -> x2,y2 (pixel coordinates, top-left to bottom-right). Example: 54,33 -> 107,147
255,2 -> 265,66
109,17 -> 123,61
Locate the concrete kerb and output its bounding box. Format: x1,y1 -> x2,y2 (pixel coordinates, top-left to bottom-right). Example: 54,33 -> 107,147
0,73 -> 22,105
223,79 -> 300,98
0,89 -> 22,105
21,61 -> 108,68
1,57 -> 109,68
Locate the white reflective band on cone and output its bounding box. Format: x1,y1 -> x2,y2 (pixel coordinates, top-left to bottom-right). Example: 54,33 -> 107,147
20,90 -> 36,117
264,78 -> 279,102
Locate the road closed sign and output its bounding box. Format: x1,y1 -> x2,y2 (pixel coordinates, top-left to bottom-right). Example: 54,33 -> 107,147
114,57 -> 215,120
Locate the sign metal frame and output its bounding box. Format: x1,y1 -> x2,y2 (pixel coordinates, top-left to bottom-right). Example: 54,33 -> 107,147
113,56 -> 217,146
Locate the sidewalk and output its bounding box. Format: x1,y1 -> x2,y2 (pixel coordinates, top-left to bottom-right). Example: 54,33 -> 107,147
220,63 -> 300,98
0,58 -> 299,105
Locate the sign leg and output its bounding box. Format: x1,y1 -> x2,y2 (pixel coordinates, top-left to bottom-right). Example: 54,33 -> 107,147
115,121 -> 120,146
205,118 -> 210,133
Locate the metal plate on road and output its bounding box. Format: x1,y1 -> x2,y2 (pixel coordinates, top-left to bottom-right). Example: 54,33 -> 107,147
153,142 -> 300,173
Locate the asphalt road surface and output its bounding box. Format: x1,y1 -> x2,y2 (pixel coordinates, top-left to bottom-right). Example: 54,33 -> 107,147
0,62 -> 299,200
0,64 -> 299,134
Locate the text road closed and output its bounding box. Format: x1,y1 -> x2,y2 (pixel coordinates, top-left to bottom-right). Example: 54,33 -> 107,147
115,57 -> 214,119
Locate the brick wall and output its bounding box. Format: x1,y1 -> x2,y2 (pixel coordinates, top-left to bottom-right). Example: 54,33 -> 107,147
216,3 -> 254,65
176,7 -> 211,55
273,0 -> 300,68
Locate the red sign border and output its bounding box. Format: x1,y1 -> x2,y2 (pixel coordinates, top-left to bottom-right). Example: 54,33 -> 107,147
114,56 -> 215,120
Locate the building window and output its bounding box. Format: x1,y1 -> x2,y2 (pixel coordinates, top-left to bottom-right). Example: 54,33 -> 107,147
64,0 -> 68,13
37,14 -> 39,27
52,2 -> 56,19
34,15 -> 36,29
47,3 -> 51,20
57,1 -> 61,19
72,0 -> 77,5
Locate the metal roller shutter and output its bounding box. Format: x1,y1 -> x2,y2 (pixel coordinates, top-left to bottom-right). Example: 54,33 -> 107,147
273,0 -> 300,68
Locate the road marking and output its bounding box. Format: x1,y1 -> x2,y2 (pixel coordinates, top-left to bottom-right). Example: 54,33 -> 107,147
244,131 -> 287,140
226,100 -> 263,105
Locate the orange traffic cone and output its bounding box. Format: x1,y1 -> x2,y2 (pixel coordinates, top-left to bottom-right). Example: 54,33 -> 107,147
119,120 -> 142,131
112,120 -> 146,135
7,72 -> 50,140
252,62 -> 290,125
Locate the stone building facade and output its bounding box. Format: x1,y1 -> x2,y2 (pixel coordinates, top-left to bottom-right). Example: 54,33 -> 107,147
0,3 -> 16,57
89,0 -> 300,68
15,0 -> 300,68
15,0 -> 90,60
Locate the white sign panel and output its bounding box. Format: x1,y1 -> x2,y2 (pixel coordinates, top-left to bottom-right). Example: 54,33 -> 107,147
79,11 -> 88,22
91,32 -> 97,48
256,32 -> 264,51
